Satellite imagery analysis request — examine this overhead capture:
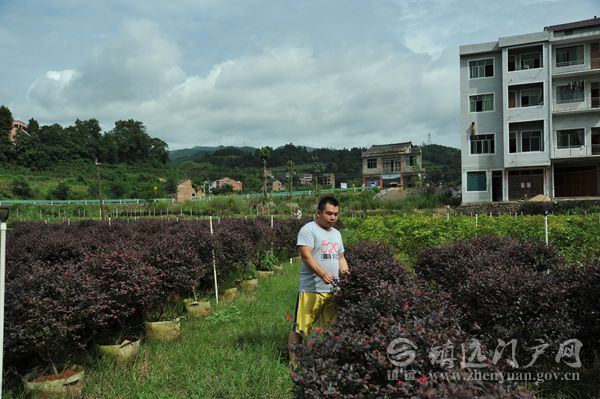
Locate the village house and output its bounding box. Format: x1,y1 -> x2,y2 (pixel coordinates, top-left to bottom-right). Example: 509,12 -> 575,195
272,179 -> 284,192
9,119 -> 28,143
460,17 -> 600,202
211,177 -> 243,193
299,174 -> 313,185
175,179 -> 204,203
322,173 -> 335,188
361,142 -> 424,189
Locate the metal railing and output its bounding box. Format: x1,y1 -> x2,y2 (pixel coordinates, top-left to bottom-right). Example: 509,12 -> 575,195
553,97 -> 600,112
554,57 -> 600,70
0,188 -> 362,206
552,144 -> 600,158
508,63 -> 543,71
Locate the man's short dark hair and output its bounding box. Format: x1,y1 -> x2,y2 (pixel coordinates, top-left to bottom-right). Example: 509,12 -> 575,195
318,196 -> 339,211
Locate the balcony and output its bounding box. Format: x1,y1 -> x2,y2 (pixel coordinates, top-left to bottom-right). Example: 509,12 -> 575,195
553,97 -> 600,114
551,144 -> 600,159
553,57 -> 600,77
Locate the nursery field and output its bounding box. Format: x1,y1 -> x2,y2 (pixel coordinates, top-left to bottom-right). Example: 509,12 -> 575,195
77,266 -> 298,399
1,215 -> 600,398
343,213 -> 600,264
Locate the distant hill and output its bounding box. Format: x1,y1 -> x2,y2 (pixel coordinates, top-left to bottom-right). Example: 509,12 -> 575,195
169,145 -> 257,164
169,146 -> 221,162
170,142 -> 461,187
421,144 -> 461,184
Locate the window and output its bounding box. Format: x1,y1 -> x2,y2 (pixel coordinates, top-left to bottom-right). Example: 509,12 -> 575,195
470,134 -> 495,154
556,83 -> 584,103
557,129 -> 585,148
520,88 -> 543,107
367,158 -> 377,169
521,131 -> 543,152
509,130 -> 543,152
509,132 -> 517,153
556,46 -> 584,67
469,58 -> 494,78
520,52 -> 541,69
383,159 -> 401,172
469,94 -> 494,112
467,171 -> 487,191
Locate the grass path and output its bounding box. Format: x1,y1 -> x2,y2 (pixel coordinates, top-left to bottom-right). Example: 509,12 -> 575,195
83,263 -> 299,398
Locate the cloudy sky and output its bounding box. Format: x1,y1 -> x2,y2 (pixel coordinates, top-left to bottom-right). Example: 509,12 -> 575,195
0,0 -> 596,150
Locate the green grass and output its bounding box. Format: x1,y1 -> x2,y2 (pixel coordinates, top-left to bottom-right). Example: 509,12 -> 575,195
6,264 -> 300,399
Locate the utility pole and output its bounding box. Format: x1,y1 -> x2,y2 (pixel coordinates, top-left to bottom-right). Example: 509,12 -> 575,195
312,155 -> 321,195
286,160 -> 295,198
95,158 -> 104,220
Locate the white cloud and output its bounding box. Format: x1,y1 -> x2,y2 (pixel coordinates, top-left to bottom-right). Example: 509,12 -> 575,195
26,19 -> 460,149
11,0 -> 597,150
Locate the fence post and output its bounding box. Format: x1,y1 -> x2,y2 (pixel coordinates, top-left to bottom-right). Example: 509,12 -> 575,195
210,216 -> 219,304
544,211 -> 549,247
0,220 -> 7,395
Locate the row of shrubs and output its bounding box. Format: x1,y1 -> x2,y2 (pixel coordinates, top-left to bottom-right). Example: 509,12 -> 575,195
292,237 -> 600,398
342,213 -> 600,263
4,218 -> 304,371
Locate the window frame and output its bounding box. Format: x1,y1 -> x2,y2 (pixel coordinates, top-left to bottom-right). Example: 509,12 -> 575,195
469,93 -> 495,113
557,128 -> 585,149
466,171 -> 487,192
555,45 -> 584,67
520,87 -> 543,107
469,58 -> 495,79
382,159 -> 401,173
469,133 -> 496,155
556,83 -> 585,103
366,158 -> 377,169
521,130 -> 543,152
520,52 -> 542,70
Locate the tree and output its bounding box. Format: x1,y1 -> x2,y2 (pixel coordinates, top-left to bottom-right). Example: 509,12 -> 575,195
0,105 -> 14,162
259,147 -> 271,204
47,181 -> 71,200
243,174 -> 262,193
27,118 -> 40,134
11,177 -> 34,198
109,119 -> 152,163
164,176 -> 178,195
149,138 -> 169,165
107,180 -> 128,199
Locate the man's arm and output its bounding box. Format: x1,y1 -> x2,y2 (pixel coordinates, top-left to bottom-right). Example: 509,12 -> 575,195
299,246 -> 335,285
339,252 -> 349,274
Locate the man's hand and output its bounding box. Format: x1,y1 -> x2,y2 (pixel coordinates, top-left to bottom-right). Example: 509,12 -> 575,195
339,253 -> 350,275
320,271 -> 336,285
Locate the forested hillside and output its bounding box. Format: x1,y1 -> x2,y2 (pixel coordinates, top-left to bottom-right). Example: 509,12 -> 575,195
0,104 -> 460,199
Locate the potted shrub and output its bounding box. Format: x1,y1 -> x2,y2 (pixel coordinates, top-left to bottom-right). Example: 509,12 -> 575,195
80,250 -> 164,353
23,364 -> 85,399
97,336 -> 141,365
183,297 -> 212,318
257,249 -> 277,279
240,267 -> 258,290
145,317 -> 182,342
5,261 -> 89,399
223,287 -> 238,302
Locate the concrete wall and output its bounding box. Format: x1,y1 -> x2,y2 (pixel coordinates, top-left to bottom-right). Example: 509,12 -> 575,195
460,49 -> 503,203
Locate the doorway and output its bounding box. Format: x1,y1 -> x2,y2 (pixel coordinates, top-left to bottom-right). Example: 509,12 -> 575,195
492,171 -> 503,201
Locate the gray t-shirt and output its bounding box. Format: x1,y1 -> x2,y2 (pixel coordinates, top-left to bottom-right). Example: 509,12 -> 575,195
296,221 -> 345,293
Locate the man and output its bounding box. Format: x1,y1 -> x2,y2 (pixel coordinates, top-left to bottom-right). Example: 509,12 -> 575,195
289,196 -> 349,350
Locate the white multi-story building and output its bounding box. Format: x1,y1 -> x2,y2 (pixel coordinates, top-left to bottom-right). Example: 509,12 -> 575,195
460,17 -> 600,203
